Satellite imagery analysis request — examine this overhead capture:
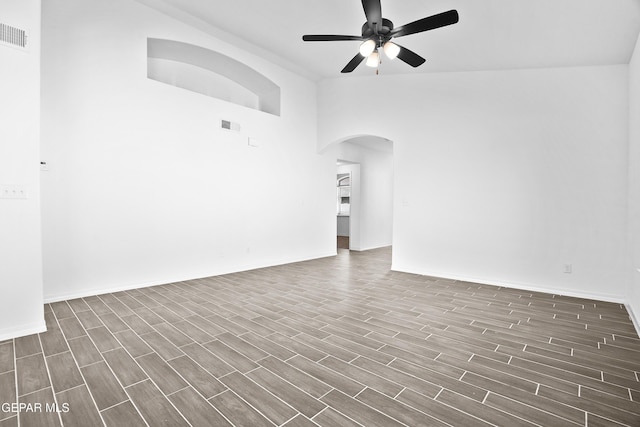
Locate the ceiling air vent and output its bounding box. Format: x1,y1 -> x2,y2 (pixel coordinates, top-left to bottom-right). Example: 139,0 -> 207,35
0,23 -> 29,50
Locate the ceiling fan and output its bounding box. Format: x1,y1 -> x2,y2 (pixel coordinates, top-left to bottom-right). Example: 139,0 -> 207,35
302,0 -> 459,73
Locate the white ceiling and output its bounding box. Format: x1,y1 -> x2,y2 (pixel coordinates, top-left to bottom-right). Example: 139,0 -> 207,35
137,0 -> 640,80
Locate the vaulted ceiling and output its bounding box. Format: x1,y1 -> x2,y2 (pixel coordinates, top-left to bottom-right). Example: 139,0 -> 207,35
137,0 -> 640,80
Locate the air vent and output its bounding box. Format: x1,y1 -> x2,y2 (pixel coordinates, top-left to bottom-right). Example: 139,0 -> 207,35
220,119 -> 240,132
0,23 -> 28,50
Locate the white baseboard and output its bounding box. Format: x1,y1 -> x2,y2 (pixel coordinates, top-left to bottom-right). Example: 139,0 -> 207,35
350,244 -> 392,252
0,320 -> 46,341
44,250 -> 338,304
390,264 -> 626,304
392,264 -> 640,338
626,303 -> 640,338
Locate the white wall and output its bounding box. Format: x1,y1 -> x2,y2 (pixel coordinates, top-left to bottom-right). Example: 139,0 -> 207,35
628,32 -> 640,329
41,0 -> 335,301
337,139 -> 393,250
0,0 -> 45,339
319,65 -> 629,301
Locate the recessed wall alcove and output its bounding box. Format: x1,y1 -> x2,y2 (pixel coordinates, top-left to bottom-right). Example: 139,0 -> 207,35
147,38 -> 281,116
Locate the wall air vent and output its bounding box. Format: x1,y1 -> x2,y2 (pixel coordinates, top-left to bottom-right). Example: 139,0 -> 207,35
0,23 -> 28,50
220,120 -> 240,132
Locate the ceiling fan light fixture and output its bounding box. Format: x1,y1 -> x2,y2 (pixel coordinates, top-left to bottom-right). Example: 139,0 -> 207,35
383,41 -> 400,59
302,1 -> 459,73
366,50 -> 380,67
359,39 -> 376,57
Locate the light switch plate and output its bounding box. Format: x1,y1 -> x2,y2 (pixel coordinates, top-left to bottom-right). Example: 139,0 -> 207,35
0,185 -> 28,199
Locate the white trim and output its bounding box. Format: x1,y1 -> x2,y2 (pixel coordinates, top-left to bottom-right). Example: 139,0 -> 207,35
44,251 -> 337,303
626,303 -> 640,338
390,264 -> 626,304
349,244 -> 392,252
0,320 -> 46,341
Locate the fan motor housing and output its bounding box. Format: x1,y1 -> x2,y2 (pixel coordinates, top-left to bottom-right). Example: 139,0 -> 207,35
361,18 -> 393,38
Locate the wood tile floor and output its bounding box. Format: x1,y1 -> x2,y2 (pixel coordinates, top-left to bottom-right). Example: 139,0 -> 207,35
1,246 -> 640,426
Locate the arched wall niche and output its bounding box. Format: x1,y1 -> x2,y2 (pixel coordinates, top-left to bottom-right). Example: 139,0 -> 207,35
147,38 -> 281,116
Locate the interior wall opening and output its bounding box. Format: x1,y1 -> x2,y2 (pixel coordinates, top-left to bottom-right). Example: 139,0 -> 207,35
334,135 -> 394,252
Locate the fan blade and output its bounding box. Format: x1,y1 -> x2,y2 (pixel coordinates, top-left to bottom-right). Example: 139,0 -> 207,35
303,35 -> 364,42
390,10 -> 459,38
395,44 -> 426,68
341,53 -> 365,73
361,0 -> 382,32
